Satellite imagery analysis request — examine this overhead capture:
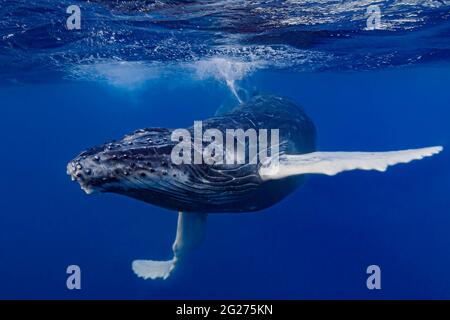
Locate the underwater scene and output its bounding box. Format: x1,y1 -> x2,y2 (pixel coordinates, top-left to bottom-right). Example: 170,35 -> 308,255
0,0 -> 449,299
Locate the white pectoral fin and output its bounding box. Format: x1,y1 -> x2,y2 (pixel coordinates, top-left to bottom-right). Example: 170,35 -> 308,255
132,258 -> 177,280
132,212 -> 207,280
260,146 -> 443,180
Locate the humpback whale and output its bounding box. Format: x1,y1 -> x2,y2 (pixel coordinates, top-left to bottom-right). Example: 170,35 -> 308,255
67,95 -> 443,280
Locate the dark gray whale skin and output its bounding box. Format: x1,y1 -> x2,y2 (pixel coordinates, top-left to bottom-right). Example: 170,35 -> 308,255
67,95 -> 316,213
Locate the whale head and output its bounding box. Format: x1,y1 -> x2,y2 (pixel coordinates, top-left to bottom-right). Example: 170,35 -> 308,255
67,128 -> 180,197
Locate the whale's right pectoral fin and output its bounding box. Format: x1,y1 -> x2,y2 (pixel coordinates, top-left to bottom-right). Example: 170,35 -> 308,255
132,211 -> 207,280
260,146 -> 443,180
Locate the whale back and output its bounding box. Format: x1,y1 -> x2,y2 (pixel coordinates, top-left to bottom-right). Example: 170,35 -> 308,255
138,94 -> 317,213
218,94 -> 316,156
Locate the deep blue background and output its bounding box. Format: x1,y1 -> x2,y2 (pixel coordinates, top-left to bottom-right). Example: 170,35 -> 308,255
0,65 -> 449,299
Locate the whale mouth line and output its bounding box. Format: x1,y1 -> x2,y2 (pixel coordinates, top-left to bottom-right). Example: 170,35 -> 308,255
66,163 -> 100,195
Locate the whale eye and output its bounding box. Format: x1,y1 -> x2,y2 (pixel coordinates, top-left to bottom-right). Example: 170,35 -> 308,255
140,172 -> 146,177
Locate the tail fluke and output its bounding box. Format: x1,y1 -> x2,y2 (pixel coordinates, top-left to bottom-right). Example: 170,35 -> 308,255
260,146 -> 443,180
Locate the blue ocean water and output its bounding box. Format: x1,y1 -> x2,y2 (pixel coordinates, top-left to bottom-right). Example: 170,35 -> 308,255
0,0 -> 449,299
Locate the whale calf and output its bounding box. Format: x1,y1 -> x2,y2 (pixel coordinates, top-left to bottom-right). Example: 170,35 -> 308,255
67,95 -> 443,280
